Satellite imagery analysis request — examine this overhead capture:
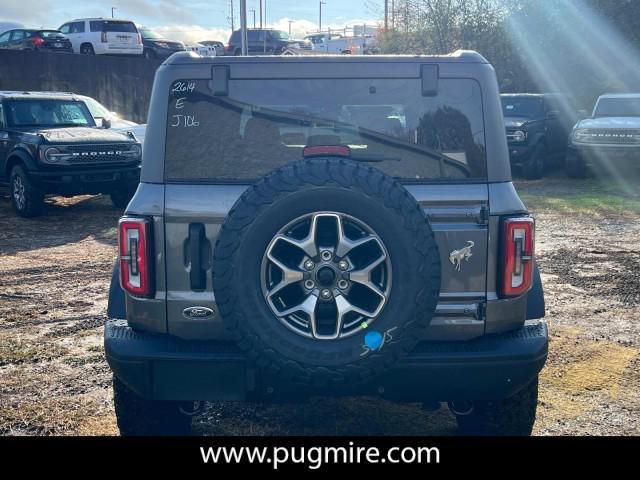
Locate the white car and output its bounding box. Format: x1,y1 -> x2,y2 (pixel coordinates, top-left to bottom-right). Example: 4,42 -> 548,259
79,95 -> 146,146
58,18 -> 143,55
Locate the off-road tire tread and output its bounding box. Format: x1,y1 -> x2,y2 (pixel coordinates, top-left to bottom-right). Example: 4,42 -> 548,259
213,158 -> 440,387
455,377 -> 539,436
112,375 -> 192,436
10,165 -> 44,217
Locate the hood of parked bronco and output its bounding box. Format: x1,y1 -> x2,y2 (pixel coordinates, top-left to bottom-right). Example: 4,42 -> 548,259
576,116 -> 640,130
38,127 -> 136,145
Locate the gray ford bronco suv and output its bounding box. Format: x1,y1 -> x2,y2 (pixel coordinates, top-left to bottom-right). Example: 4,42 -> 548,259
105,51 -> 547,436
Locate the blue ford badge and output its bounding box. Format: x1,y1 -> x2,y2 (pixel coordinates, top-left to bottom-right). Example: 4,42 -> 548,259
182,306 -> 215,319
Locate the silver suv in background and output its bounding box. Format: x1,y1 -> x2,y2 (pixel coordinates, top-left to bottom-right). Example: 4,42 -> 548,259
567,93 -> 640,177
58,18 -> 143,55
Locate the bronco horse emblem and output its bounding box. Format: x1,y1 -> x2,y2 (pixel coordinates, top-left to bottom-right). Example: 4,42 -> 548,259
449,241 -> 474,271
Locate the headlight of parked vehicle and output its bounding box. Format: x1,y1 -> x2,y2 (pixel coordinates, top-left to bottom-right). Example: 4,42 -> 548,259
42,147 -> 61,163
121,144 -> 142,158
572,128 -> 590,142
511,130 -> 526,142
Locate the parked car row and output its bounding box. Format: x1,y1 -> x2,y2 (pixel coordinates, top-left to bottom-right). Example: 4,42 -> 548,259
0,18 -> 202,59
1,20 -> 380,58
501,92 -> 640,178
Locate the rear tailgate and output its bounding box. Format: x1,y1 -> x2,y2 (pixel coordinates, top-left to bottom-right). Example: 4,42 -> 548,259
163,184 -> 488,341
103,21 -> 138,47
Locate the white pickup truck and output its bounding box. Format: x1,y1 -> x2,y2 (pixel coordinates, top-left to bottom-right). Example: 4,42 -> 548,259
304,33 -> 378,54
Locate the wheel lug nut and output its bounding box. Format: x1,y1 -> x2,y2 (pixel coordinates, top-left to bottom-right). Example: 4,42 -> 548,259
320,289 -> 332,299
337,280 -> 349,290
338,260 -> 349,271
321,250 -> 333,261
304,280 -> 315,289
304,260 -> 315,270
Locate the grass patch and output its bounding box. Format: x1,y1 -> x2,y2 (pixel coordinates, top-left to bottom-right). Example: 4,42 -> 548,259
0,334 -> 68,366
520,180 -> 640,215
521,193 -> 640,214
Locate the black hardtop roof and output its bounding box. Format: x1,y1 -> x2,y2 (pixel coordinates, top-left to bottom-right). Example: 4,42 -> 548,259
164,49 -> 488,66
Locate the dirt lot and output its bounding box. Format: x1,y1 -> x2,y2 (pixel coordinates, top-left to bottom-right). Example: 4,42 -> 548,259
1,174 -> 639,436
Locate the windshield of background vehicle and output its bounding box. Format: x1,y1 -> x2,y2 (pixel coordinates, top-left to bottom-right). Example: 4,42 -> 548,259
501,97 -> 544,118
164,77 -> 487,182
594,97 -> 640,117
5,100 -> 95,128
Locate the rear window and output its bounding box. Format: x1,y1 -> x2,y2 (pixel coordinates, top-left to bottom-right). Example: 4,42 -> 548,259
164,76 -> 487,182
39,30 -> 65,38
90,21 -> 137,33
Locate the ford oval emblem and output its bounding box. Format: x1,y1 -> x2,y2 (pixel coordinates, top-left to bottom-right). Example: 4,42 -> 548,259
182,306 -> 215,319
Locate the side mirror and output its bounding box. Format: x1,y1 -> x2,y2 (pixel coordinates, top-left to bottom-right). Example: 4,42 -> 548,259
102,117 -> 111,129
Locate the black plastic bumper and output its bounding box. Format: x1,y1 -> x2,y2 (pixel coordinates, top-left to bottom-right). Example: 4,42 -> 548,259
507,143 -> 533,165
29,165 -> 140,194
105,320 -> 548,403
568,144 -> 640,167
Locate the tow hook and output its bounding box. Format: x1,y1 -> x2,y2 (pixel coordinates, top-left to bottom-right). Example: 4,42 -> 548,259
448,400 -> 474,416
178,401 -> 204,416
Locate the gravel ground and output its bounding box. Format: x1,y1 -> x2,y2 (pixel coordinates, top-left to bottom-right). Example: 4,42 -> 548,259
0,175 -> 638,436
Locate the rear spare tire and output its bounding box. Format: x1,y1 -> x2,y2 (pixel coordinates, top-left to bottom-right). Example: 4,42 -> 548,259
212,159 -> 441,387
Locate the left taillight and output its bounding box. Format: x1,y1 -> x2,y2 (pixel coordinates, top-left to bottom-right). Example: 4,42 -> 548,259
500,216 -> 535,297
32,35 -> 44,46
118,217 -> 154,297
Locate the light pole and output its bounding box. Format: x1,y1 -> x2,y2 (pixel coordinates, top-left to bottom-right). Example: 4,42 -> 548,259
288,20 -> 294,35
240,0 -> 248,55
319,1 -> 326,32
250,9 -> 256,28
111,7 -> 116,18
260,0 -> 263,28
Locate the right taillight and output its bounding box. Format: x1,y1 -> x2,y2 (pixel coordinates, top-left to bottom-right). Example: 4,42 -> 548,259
500,216 -> 535,297
118,217 -> 154,297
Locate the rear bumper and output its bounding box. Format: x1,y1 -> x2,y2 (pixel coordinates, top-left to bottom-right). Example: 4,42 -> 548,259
105,319 -> 548,403
29,164 -> 140,194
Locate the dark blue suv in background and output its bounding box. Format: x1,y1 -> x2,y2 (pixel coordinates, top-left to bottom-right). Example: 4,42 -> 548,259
225,28 -> 303,55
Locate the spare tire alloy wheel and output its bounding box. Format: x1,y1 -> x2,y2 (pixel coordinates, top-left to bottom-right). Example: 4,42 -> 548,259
262,212 -> 391,340
213,159 -> 441,386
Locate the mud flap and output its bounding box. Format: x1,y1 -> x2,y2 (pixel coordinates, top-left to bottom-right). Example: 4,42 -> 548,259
526,262 -> 545,319
107,260 -> 126,319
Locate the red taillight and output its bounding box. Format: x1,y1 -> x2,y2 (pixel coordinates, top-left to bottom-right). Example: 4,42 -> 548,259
225,44 -> 232,51
32,36 -> 44,46
500,216 -> 535,297
101,31 -> 107,43
303,145 -> 351,157
118,217 -> 154,297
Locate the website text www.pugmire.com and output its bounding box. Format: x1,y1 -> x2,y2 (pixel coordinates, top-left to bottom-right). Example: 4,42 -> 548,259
200,441 -> 440,470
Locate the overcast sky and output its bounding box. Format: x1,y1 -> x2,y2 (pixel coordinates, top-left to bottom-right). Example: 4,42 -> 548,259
0,0 -> 380,43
